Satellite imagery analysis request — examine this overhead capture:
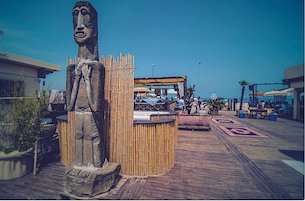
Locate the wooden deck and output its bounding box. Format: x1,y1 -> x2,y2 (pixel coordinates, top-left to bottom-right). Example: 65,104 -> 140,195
0,111 -> 303,199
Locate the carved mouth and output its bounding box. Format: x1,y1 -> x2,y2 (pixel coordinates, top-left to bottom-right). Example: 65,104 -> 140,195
75,31 -> 86,38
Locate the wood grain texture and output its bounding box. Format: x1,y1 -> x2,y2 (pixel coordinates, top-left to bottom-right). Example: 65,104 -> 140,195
1,117 -> 303,200
102,54 -> 135,175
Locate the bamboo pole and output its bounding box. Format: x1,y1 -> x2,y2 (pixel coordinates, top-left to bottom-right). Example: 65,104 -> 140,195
109,55 -> 115,161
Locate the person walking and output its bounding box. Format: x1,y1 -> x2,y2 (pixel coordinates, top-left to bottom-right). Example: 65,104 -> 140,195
177,96 -> 185,113
198,96 -> 202,111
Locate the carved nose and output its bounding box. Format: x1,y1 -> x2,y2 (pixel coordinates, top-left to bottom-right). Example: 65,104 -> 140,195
77,25 -> 85,31
77,14 -> 84,30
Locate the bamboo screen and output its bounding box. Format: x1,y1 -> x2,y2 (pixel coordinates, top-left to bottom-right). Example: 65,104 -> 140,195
61,54 -> 177,176
101,53 -> 135,172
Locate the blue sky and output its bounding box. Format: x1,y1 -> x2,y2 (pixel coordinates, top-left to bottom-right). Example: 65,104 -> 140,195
0,0 -> 303,99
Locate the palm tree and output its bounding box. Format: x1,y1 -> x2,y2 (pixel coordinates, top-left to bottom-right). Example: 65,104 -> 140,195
187,85 -> 196,99
239,80 -> 249,110
206,98 -> 225,116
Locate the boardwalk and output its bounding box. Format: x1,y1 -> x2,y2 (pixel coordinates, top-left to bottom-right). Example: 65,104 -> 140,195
0,111 -> 303,199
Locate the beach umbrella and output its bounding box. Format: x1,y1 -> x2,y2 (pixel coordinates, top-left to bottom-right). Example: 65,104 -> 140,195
147,93 -> 157,97
134,87 -> 150,93
136,93 -> 156,97
136,93 -> 146,97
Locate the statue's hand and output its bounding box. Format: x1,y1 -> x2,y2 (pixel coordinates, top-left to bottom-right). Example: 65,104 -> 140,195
75,64 -> 82,76
82,64 -> 92,80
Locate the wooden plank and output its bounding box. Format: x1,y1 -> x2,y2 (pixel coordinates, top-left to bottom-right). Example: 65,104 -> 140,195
1,117 -> 304,200
134,76 -> 186,87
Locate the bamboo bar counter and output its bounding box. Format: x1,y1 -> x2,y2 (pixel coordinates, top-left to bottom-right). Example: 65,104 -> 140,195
150,111 -> 179,149
57,112 -> 178,176
131,118 -> 176,176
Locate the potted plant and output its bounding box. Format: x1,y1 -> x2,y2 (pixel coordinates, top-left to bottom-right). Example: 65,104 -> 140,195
206,98 -> 225,116
0,95 -> 48,180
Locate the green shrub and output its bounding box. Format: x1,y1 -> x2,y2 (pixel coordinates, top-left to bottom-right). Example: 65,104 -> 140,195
206,98 -> 225,116
11,96 -> 48,152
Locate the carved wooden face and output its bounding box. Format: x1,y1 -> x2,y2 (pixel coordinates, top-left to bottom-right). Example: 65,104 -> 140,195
72,3 -> 97,44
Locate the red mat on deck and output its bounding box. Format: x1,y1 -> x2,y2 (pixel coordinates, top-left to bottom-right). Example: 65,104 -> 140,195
219,126 -> 268,138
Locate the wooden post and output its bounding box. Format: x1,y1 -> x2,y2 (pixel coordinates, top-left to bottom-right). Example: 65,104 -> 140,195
33,140 -> 38,176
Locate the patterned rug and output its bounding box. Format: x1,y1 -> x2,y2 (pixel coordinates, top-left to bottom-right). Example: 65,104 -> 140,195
212,118 -> 240,124
219,126 -> 268,138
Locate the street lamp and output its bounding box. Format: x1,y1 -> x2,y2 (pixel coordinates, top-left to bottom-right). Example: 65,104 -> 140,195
198,60 -> 202,97
152,64 -> 155,77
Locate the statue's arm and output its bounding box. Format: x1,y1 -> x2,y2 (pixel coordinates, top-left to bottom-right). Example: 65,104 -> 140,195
90,63 -> 105,112
66,64 -> 74,111
66,64 -> 79,111
83,64 -> 94,109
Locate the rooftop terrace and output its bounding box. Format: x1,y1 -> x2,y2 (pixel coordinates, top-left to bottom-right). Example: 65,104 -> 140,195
0,111 -> 303,199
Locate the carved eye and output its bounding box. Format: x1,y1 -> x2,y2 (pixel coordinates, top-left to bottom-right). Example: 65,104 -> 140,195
81,9 -> 88,15
73,10 -> 79,16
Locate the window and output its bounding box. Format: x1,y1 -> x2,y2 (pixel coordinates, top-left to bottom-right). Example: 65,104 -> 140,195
0,79 -> 25,97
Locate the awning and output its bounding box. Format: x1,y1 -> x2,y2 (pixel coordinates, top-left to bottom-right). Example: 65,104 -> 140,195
249,91 -> 265,97
263,88 -> 294,97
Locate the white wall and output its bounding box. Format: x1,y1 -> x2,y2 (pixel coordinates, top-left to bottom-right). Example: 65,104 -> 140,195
284,64 -> 304,80
0,62 -> 38,97
290,81 -> 304,89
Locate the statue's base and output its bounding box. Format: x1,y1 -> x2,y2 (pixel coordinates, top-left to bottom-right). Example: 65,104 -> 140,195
64,162 -> 121,198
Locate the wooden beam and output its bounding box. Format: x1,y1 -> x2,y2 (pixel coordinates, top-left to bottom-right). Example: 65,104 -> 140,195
134,76 -> 187,87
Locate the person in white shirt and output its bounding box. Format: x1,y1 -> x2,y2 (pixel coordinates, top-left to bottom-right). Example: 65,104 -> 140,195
177,97 -> 185,110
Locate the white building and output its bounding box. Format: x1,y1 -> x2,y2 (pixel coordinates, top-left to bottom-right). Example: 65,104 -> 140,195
0,51 -> 60,98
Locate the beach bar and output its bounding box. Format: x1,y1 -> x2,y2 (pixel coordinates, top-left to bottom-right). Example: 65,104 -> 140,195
57,54 -> 178,176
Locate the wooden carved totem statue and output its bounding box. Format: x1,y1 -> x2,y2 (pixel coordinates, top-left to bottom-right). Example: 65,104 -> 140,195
66,0 -> 104,168
64,1 -> 120,198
